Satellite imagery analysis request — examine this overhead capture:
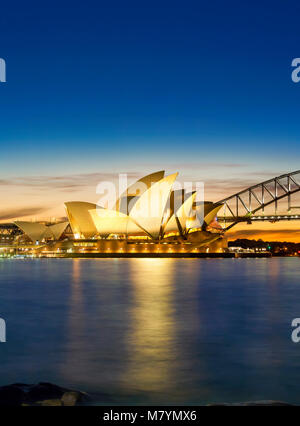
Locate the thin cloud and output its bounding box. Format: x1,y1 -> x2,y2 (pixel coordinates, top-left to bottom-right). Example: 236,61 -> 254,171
166,162 -> 246,170
0,206 -> 51,221
0,172 -> 142,192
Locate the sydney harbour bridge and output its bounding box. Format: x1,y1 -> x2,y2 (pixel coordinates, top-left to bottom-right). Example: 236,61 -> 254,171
217,170 -> 300,230
1,170 -> 300,249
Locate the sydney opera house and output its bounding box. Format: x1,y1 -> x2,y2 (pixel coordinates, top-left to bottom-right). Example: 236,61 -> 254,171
0,172 -> 227,257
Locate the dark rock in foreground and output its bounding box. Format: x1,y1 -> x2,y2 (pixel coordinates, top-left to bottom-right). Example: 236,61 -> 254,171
0,382 -> 87,406
0,384 -> 294,406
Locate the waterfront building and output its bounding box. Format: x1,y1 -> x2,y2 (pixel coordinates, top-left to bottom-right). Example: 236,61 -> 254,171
0,172 -> 226,257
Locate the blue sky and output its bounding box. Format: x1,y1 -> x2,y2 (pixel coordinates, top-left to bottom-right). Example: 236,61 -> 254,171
0,0 -> 300,217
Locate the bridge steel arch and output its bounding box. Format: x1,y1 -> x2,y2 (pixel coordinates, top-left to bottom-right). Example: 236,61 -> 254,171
217,170 -> 300,227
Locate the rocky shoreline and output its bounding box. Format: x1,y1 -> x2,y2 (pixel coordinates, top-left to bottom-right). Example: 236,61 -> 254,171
0,383 -> 294,406
0,382 -> 88,406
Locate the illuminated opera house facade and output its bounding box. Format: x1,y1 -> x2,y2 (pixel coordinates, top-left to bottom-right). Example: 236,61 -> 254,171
0,172 -> 227,257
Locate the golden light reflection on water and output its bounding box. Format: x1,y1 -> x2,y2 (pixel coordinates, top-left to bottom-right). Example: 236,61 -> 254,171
14,257 -> 300,404
72,258 -> 81,286
61,258 -> 203,400
123,259 -> 176,393
60,259 -> 86,383
68,259 -> 84,339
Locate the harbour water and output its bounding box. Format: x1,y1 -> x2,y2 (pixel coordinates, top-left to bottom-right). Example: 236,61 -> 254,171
0,257 -> 300,404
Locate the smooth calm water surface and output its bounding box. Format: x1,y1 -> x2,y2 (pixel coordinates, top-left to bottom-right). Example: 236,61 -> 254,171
0,257 -> 300,404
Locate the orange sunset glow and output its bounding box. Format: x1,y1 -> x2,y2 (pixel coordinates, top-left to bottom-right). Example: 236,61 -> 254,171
1,167 -> 300,243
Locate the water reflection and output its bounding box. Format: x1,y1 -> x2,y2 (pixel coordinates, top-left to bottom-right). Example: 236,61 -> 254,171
123,259 -> 176,395
60,259 -> 87,384
3,258 -> 300,404
68,259 -> 84,325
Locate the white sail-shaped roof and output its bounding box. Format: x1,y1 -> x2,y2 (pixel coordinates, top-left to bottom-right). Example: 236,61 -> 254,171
129,173 -> 178,239
49,221 -> 69,240
14,221 -> 69,242
89,208 -> 145,237
65,201 -> 98,238
203,203 -> 223,226
191,202 -> 223,228
14,221 -> 52,243
163,192 -> 197,235
115,170 -> 165,214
